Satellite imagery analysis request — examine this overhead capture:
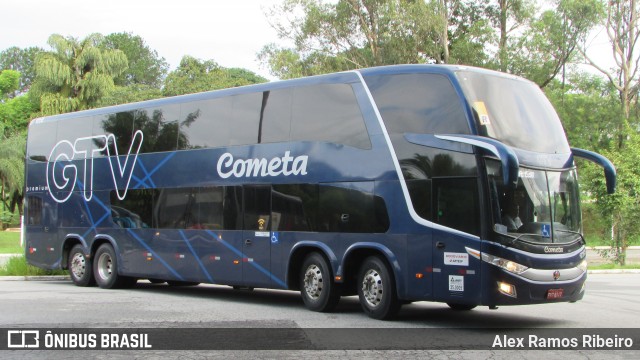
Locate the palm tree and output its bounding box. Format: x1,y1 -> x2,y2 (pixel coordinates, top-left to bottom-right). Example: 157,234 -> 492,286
0,130 -> 25,224
30,33 -> 128,115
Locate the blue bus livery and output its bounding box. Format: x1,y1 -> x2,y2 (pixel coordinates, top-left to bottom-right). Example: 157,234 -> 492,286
24,65 -> 616,319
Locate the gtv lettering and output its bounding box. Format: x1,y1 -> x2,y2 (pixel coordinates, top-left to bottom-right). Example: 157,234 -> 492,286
217,151 -> 308,179
46,130 -> 143,203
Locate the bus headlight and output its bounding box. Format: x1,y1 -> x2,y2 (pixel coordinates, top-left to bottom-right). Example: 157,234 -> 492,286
577,259 -> 588,273
481,253 -> 529,274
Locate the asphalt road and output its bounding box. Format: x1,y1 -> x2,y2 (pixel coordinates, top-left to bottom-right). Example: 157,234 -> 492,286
0,273 -> 639,358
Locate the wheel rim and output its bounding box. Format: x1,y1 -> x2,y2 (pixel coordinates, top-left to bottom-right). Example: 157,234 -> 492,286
70,252 -> 86,279
361,269 -> 383,308
97,252 -> 113,281
303,264 -> 323,299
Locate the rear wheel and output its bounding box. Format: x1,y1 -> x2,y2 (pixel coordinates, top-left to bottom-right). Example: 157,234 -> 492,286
299,252 -> 340,312
357,256 -> 401,320
68,244 -> 95,287
93,243 -> 137,289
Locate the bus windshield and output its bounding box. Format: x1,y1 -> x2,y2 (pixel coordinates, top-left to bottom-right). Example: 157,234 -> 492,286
487,159 -> 582,244
455,70 -> 571,154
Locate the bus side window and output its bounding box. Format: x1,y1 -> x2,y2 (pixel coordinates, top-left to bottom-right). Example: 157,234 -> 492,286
291,83 -> 371,149
433,178 -> 480,236
260,89 -> 293,144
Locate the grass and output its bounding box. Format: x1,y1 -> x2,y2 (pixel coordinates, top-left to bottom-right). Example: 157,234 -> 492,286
588,263 -> 640,270
0,231 -> 22,254
0,255 -> 67,276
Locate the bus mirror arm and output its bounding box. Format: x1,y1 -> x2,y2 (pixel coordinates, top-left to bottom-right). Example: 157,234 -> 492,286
571,148 -> 616,194
405,133 -> 519,188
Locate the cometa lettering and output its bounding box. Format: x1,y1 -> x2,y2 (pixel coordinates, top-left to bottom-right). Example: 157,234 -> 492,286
217,151 -> 309,179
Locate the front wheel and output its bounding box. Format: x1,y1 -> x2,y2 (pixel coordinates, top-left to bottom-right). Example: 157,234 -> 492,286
93,243 -> 137,289
68,244 -> 95,287
357,256 -> 401,320
447,303 -> 477,311
299,252 -> 340,312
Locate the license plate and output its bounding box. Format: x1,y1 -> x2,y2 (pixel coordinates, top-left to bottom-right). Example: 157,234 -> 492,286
547,288 -> 564,299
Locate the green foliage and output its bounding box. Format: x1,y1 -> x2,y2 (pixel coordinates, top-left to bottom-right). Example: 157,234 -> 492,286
548,69 -> 640,265
0,95 -> 38,136
0,70 -> 20,98
163,56 -> 268,96
0,130 -> 25,215
30,33 -> 128,115
101,32 -> 169,88
514,0 -> 604,87
0,46 -> 42,94
259,0 -> 446,78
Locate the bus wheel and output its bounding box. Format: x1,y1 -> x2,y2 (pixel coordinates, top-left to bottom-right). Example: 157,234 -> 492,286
68,244 -> 95,287
300,252 -> 340,312
93,243 -> 136,289
447,303 -> 477,311
357,256 -> 400,320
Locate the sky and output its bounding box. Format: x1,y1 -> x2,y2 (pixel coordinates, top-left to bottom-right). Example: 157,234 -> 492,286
0,0 -> 285,79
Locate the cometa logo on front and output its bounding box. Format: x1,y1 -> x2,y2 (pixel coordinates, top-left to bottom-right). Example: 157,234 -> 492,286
544,246 -> 564,253
216,151 -> 309,179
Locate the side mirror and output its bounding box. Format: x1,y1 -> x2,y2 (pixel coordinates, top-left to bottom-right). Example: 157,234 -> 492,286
405,133 -> 519,188
571,148 -> 616,194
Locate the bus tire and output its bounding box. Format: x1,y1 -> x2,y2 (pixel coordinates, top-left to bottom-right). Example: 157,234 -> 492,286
447,303 -> 477,311
357,256 -> 401,320
93,243 -> 136,289
299,252 -> 340,312
68,244 -> 95,287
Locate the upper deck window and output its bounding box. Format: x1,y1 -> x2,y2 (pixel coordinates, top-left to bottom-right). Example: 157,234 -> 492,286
364,73 -> 470,136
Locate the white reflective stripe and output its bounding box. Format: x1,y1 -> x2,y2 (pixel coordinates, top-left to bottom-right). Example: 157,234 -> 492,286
435,135 -> 500,158
465,247 -> 481,260
433,268 -> 442,273
353,71 -> 479,239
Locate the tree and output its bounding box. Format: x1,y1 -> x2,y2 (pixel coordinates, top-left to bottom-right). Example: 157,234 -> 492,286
513,0 -> 604,88
0,96 -> 38,137
446,0 -> 496,66
29,33 -> 128,115
581,0 -> 640,125
0,46 -> 42,95
163,56 -> 267,97
487,0 -> 536,72
0,124 -> 25,221
0,70 -> 20,99
574,0 -> 640,263
259,0 -> 444,78
0,70 -> 36,136
100,32 -> 169,88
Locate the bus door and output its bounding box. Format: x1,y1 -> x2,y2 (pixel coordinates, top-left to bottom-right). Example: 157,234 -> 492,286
431,178 -> 482,304
25,194 -> 58,268
242,185 -> 272,287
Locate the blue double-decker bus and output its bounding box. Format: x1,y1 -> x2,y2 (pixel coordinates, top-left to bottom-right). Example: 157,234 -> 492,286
24,65 -> 616,319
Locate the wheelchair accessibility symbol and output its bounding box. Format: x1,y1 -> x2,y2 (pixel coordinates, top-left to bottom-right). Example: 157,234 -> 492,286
541,224 -> 551,238
271,232 -> 279,244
